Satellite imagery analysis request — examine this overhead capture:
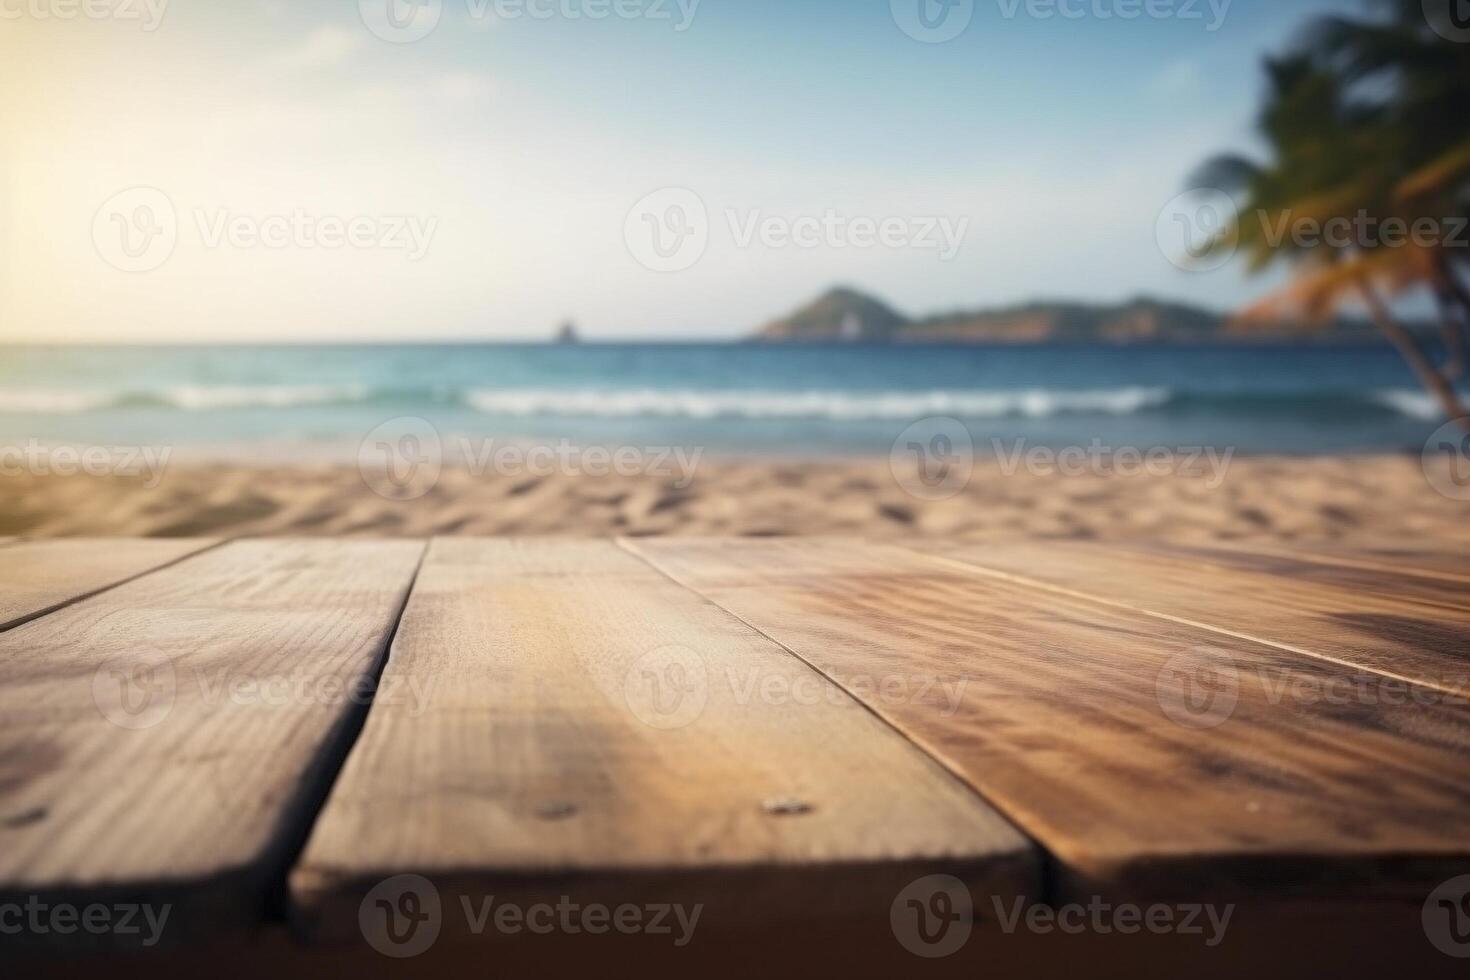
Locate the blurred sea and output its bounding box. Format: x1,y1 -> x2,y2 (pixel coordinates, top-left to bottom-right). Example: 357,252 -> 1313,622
0,343 -> 1460,458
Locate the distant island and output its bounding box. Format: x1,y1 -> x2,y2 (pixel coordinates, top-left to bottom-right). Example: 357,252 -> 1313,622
750,286 -> 1406,345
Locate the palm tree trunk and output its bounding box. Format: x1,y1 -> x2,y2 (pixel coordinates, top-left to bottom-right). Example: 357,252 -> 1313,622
1355,279 -> 1470,429
1433,286 -> 1466,380
1433,252 -> 1470,378
1442,256 -> 1470,324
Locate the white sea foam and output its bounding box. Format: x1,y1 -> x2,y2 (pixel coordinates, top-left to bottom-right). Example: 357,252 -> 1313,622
461,387 -> 1175,420
0,384 -> 371,413
1370,388 -> 1443,421
156,384 -> 371,410
0,388 -> 119,414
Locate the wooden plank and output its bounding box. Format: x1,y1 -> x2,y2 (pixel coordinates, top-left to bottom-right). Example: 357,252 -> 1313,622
0,539 -> 424,949
1198,538 -> 1470,585
924,538 -> 1470,697
291,539 -> 1034,949
0,538 -> 218,631
1118,539 -> 1470,607
626,538 -> 1470,900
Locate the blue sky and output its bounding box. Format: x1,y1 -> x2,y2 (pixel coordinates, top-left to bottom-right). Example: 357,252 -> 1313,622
0,0 -> 1356,341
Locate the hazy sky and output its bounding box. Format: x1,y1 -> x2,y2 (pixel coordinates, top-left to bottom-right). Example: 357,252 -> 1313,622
0,0 -> 1348,342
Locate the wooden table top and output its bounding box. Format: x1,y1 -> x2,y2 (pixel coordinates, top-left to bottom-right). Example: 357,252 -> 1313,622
2,536 -> 1468,978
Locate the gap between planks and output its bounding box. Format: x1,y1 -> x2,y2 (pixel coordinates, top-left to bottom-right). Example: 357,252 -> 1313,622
0,538 -> 228,634
289,538 -> 1036,946
623,537 -> 1470,901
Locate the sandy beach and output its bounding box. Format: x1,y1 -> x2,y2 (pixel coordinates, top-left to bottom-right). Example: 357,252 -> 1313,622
3,454 -> 1465,544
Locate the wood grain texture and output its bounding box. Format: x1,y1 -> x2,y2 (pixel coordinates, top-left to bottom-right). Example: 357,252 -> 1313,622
0,539 -> 424,946
627,537 -> 1470,900
924,539 -> 1470,697
0,538 -> 218,632
291,539 -> 1034,944
1196,538 -> 1470,585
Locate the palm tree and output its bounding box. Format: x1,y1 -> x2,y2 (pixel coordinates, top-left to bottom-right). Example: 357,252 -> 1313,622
1195,17 -> 1470,426
1310,0 -> 1470,375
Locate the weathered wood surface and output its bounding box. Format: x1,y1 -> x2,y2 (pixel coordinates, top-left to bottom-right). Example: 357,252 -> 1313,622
922,539 -> 1470,699
291,539 -> 1034,945
0,538 -> 217,632
1197,537 -> 1470,585
626,537 -> 1470,900
6,534 -> 1470,973
0,539 -> 424,946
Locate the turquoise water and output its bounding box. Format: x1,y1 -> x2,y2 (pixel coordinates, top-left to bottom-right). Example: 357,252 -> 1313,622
0,343 -> 1458,457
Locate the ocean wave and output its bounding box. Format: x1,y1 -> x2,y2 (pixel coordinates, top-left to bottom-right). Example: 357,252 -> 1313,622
0,388 -> 120,414
1369,388 -> 1442,421
460,387 -> 1175,420
0,382 -> 1453,422
0,384 -> 372,413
